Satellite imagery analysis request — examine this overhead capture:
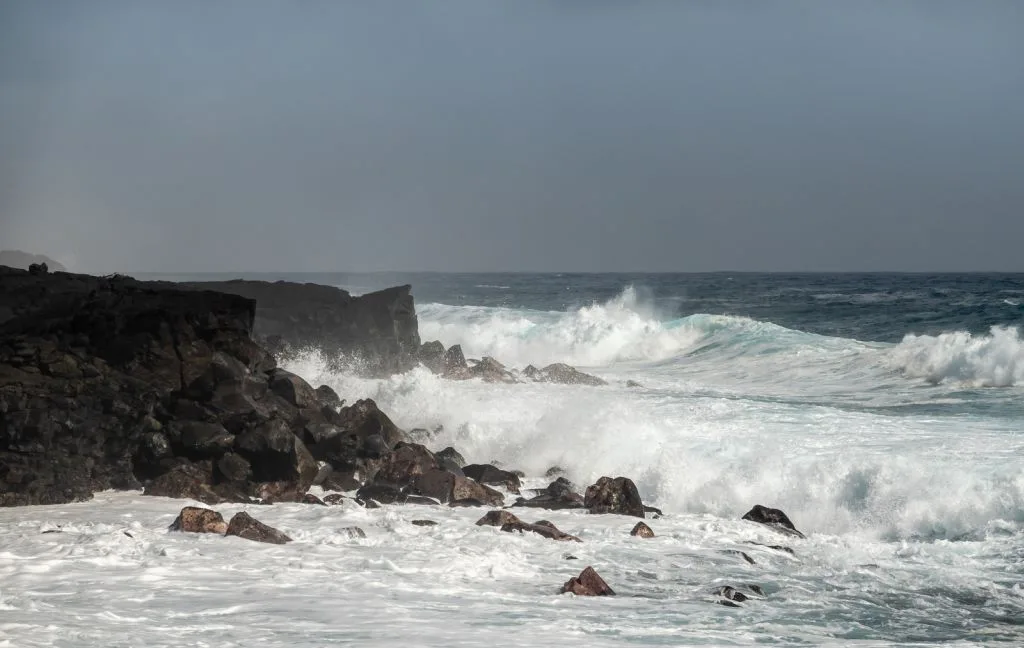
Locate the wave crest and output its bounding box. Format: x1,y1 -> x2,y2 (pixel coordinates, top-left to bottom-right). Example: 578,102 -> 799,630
891,326 -> 1024,387
417,286 -> 705,367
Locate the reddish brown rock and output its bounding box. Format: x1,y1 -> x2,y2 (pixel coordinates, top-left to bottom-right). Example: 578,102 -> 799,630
168,506 -> 228,534
630,521 -> 655,538
225,511 -> 291,544
475,510 -> 523,527
584,476 -> 645,518
560,566 -> 615,596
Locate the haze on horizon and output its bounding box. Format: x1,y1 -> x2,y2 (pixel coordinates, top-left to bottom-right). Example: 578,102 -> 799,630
1,1 -> 1022,274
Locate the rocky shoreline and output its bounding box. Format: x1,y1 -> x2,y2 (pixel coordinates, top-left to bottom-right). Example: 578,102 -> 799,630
0,264 -> 803,602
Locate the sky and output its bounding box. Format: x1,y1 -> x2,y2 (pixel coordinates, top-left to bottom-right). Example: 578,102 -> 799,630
1,1 -> 1022,273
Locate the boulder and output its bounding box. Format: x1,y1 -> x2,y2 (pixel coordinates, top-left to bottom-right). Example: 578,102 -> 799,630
371,443 -> 439,488
476,510 -> 523,527
442,345 -> 468,376
467,357 -> 518,383
584,476 -> 645,518
268,369 -> 318,408
413,469 -> 505,506
630,521 -> 655,538
225,511 -> 291,544
168,506 -> 228,534
435,446 -> 466,468
234,419 -> 317,492
418,340 -> 446,374
462,463 -> 522,493
741,505 -> 805,538
560,566 -> 615,596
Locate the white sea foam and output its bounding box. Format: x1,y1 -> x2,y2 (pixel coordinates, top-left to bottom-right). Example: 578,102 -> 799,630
418,286 -> 706,368
891,326 -> 1024,387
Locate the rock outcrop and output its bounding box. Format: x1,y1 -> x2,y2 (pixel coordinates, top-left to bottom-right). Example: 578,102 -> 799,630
630,521 -> 655,538
225,511 -> 292,544
584,476 -> 646,518
181,280 -> 420,376
523,363 -> 607,386
0,267 -> 410,507
168,506 -> 228,534
560,566 -> 615,596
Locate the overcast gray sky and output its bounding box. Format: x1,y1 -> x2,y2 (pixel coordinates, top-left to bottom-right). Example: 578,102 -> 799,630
1,1 -> 1022,273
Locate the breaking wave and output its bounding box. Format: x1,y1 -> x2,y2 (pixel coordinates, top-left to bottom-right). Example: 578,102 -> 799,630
891,326 -> 1024,387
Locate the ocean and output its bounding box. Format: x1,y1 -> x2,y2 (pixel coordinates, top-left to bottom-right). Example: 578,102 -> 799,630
2,272 -> 1022,646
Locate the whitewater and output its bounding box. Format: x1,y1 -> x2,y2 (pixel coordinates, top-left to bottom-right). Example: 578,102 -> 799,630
3,273 -> 1023,645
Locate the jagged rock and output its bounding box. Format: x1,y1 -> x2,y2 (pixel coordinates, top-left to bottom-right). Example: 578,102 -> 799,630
560,566 -> 615,596
0,266 -> 417,509
435,446 -> 466,468
584,476 -> 645,518
225,511 -> 291,544
462,463 -> 522,493
168,506 -> 228,534
268,369 -> 318,408
630,521 -> 655,538
476,510 -> 523,527
234,419 -> 317,492
418,340 -> 446,374
442,345 -> 468,376
741,505 -> 805,538
525,363 -> 607,386
458,356 -> 517,383
371,443 -> 438,488
180,281 -> 421,377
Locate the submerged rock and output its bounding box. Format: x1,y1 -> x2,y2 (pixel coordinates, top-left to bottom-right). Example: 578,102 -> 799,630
560,566 -> 615,596
584,476 -> 645,518
630,521 -> 655,538
524,363 -> 607,386
741,505 -> 805,538
225,511 -> 291,544
168,506 -> 228,534
476,510 -> 580,541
